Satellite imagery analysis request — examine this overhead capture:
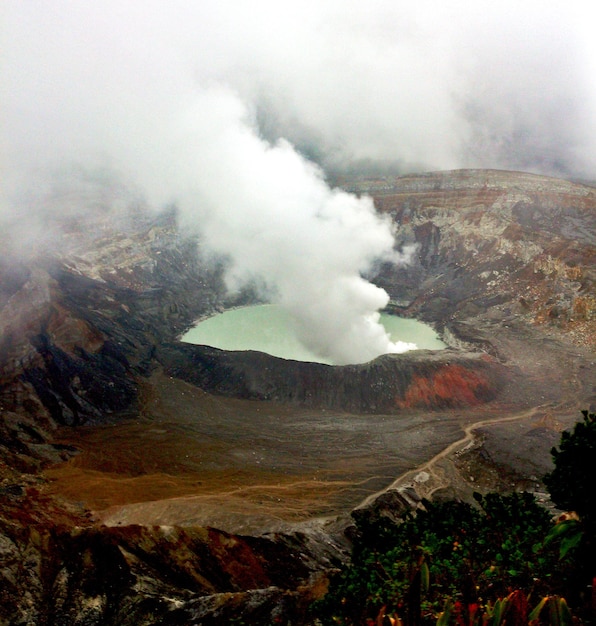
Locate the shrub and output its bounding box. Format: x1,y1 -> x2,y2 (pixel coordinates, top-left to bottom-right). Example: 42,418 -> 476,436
544,410 -> 596,617
313,493 -> 559,625
544,410 -> 596,521
313,410 -> 596,625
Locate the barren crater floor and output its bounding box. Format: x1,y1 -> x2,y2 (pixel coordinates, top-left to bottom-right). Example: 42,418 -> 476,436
37,170 -> 596,535
45,372 -> 467,533
44,318 -> 593,534
2,169 -> 596,625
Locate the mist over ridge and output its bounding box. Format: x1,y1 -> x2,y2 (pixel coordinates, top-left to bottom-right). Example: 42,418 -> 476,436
2,1 -> 595,362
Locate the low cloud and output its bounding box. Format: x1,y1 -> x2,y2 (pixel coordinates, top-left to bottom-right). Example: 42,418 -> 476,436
2,1 -> 595,361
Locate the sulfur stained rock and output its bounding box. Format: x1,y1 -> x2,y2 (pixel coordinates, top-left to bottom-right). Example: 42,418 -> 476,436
157,343 -> 506,413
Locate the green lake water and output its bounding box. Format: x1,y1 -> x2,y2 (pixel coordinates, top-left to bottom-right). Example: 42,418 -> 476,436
181,304 -> 445,364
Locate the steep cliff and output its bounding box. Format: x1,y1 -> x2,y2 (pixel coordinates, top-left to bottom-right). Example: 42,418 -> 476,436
359,169 -> 596,348
158,343 -> 506,412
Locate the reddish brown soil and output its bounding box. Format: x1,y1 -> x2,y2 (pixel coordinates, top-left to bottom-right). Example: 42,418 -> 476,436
43,371 -> 469,532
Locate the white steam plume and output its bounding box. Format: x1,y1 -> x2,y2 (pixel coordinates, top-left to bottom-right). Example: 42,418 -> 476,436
3,2 -> 596,362
181,88 -> 415,364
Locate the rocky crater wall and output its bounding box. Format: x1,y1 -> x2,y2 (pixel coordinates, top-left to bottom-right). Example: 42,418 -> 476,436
158,343 -> 507,413
1,169 -> 595,626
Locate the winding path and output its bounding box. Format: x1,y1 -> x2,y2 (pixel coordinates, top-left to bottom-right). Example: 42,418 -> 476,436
356,405 -> 546,509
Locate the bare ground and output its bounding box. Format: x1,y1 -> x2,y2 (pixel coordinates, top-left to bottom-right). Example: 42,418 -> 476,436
42,317 -> 594,534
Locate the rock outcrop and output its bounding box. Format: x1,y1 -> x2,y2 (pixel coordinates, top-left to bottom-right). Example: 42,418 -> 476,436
0,512 -> 346,625
158,343 -> 506,412
358,169 -> 596,349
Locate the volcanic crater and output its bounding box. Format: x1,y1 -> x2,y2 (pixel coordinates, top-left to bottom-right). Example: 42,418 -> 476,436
1,169 -> 595,624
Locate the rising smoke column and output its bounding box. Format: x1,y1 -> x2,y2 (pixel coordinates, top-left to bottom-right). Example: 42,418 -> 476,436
14,3 -> 595,362
1,0 -> 417,365
181,88 -> 415,364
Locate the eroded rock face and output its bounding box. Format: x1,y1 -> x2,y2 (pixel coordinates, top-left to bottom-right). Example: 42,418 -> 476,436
158,343 -> 507,412
0,212 -> 223,428
358,169 -> 596,348
3,170 -> 593,432
1,170 -> 595,625
0,513 -> 347,625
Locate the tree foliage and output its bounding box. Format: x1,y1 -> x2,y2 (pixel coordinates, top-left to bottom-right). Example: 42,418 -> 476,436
543,409 -> 596,614
544,410 -> 596,522
314,410 -> 596,625
313,493 -> 560,625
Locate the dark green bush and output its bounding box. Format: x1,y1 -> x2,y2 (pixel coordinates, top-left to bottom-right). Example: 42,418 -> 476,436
313,493 -> 559,625
544,410 -> 596,522
544,410 -> 596,617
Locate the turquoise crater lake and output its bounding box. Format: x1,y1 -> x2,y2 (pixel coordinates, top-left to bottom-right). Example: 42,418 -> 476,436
181,304 -> 445,365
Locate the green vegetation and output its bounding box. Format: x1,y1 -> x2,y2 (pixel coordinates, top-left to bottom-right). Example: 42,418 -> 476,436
313,411 -> 596,625
544,410 -> 596,521
544,409 -> 596,614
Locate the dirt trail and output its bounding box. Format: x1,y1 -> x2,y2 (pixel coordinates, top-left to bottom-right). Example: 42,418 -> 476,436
356,405 -> 546,509
47,325 -> 592,535
91,404 -> 555,534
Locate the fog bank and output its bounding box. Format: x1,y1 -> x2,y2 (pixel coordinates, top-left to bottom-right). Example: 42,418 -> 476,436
2,1 -> 595,361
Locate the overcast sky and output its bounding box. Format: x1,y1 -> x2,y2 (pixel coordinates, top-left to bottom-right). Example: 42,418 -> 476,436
3,0 -> 596,204
2,1 -> 596,362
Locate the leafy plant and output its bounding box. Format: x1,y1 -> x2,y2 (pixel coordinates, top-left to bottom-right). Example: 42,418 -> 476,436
543,410 -> 596,618
313,411 -> 596,624
543,517 -> 582,560
313,493 -> 559,625
544,410 -> 596,522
